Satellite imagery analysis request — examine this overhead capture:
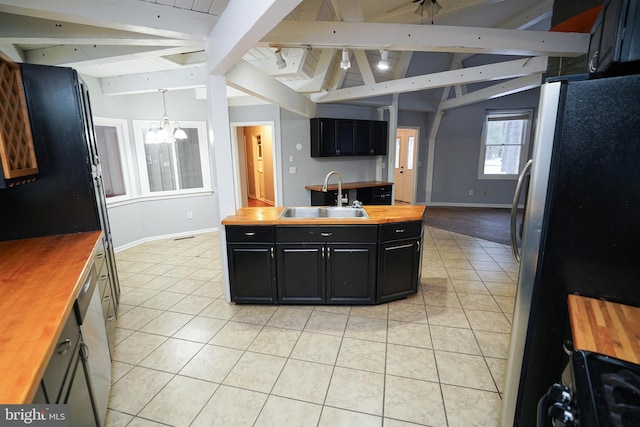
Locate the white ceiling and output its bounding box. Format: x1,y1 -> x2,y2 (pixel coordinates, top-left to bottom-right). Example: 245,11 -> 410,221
0,0 -> 589,112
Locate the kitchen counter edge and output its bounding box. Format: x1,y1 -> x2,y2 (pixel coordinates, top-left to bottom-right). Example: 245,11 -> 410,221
221,205 -> 426,225
0,231 -> 102,404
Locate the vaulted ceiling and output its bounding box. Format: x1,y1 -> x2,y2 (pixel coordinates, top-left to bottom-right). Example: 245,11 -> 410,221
0,0 -> 589,115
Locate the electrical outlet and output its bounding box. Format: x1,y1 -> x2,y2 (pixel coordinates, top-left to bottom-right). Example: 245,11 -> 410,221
468,189 -> 473,196
187,211 -> 193,219
289,166 -> 297,174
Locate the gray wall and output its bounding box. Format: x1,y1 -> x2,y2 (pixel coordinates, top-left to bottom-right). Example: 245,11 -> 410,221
83,76 -> 218,250
431,87 -> 540,206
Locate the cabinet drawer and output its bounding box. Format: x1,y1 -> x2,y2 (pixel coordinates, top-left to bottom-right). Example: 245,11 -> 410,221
97,267 -> 109,300
379,221 -> 422,241
371,185 -> 391,195
41,312 -> 80,403
226,225 -> 275,242
101,276 -> 113,322
276,225 -> 377,243
94,239 -> 106,278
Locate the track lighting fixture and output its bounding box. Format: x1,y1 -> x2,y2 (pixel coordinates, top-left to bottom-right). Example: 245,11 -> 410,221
340,48 -> 351,70
274,48 -> 286,69
378,49 -> 389,70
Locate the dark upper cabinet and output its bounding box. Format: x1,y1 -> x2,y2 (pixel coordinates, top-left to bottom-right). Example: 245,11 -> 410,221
310,118 -> 337,156
370,120 -> 388,155
311,118 -> 387,157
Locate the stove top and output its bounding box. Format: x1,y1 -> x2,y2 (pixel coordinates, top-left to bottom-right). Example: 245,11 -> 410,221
572,351 -> 640,427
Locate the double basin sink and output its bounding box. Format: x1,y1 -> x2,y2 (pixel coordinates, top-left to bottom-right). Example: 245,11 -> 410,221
280,206 -> 368,219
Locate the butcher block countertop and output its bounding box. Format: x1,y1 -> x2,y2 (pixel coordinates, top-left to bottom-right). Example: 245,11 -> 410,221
0,231 -> 102,403
304,181 -> 392,192
221,205 -> 426,225
568,294 -> 640,365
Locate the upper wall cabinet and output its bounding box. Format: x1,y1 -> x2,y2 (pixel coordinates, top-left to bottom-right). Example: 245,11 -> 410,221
310,118 -> 388,157
0,55 -> 38,189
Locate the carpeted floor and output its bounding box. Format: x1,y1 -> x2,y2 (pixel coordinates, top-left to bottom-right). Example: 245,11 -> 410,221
424,206 -> 522,246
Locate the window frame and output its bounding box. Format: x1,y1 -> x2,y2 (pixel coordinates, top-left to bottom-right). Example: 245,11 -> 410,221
477,109 -> 533,180
133,120 -> 212,197
93,117 -> 135,204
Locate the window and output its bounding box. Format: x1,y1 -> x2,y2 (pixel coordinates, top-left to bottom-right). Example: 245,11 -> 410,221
94,118 -> 132,201
133,121 -> 211,196
478,110 -> 532,179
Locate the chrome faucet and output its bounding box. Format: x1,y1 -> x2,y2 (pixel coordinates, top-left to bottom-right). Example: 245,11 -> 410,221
321,170 -> 348,207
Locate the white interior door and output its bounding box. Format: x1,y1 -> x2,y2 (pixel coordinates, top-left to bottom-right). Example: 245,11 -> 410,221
395,128 -> 416,203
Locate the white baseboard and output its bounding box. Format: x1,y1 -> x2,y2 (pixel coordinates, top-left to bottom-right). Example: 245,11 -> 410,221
114,227 -> 219,253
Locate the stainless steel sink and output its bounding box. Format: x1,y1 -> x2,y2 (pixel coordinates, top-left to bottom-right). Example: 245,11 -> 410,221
279,206 -> 368,219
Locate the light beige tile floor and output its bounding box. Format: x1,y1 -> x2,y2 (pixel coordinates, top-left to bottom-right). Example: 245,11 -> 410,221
106,226 -> 516,426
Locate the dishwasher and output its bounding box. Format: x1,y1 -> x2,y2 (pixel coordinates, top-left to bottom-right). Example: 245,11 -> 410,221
75,263 -> 112,426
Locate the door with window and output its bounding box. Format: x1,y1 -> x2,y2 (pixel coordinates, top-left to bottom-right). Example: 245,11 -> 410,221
394,128 -> 417,203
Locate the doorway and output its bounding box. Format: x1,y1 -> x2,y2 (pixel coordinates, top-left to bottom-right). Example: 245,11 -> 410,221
395,128 -> 418,204
233,124 -> 275,208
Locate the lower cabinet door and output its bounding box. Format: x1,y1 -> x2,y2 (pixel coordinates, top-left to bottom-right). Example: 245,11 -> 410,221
228,244 -> 276,303
276,244 -> 325,304
377,238 -> 420,303
326,243 -> 376,304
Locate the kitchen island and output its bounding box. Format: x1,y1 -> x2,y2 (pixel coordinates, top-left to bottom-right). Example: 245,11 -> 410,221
222,205 -> 426,305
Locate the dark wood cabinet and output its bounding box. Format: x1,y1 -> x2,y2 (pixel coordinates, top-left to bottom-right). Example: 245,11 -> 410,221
310,118 -> 337,156
311,118 -> 387,157
226,226 -> 277,304
371,120 -> 388,155
225,221 -> 423,305
377,221 -> 422,303
310,189 -> 348,206
276,242 -> 325,304
276,226 -> 377,304
326,242 -> 377,304
356,185 -> 392,205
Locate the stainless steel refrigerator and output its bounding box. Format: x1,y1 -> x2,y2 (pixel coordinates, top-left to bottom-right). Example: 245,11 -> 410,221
501,72 -> 640,426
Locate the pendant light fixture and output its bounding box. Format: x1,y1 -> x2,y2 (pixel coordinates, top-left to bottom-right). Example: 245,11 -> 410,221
340,48 -> 351,69
145,89 -> 188,144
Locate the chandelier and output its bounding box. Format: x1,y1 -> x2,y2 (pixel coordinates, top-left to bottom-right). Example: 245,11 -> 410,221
145,89 -> 188,144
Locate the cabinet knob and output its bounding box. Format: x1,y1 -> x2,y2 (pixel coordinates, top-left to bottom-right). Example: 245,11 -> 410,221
244,231 -> 256,236
395,229 -> 405,233
320,232 -> 333,237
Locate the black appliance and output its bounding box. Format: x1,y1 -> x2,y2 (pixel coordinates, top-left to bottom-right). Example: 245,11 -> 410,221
502,72 -> 640,427
537,351 -> 640,427
587,0 -> 640,74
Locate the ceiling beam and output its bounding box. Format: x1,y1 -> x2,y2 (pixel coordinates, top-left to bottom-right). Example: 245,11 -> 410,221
205,0 -> 302,75
0,12 -> 193,46
100,64 -> 207,95
226,59 -> 316,118
262,21 -> 589,57
311,56 -> 548,103
0,0 -> 215,40
440,73 -> 543,110
25,44 -> 201,67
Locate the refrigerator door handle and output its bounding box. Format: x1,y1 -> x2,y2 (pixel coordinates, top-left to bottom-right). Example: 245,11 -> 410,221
511,159 -> 533,262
